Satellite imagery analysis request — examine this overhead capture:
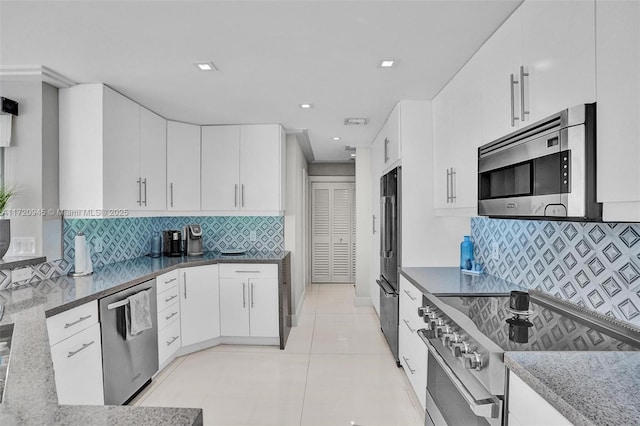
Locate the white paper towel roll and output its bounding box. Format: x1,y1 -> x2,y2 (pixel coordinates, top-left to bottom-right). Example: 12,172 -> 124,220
74,233 -> 87,273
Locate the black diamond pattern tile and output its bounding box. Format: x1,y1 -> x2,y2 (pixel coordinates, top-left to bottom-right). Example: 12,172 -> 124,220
620,226 -> 640,248
618,262 -> 640,285
602,277 -> 622,297
588,225 -> 606,244
603,243 -> 623,264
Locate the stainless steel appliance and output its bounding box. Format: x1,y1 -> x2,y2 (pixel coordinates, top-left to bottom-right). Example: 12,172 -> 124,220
478,103 -> 601,220
376,166 -> 401,365
416,289 -> 640,426
99,280 -> 158,405
162,230 -> 182,257
184,224 -> 203,256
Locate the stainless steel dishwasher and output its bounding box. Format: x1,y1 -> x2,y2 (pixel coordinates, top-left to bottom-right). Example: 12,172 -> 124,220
99,279 -> 158,405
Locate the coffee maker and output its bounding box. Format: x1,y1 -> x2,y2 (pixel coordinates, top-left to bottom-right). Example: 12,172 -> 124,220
185,224 -> 203,256
162,230 -> 182,257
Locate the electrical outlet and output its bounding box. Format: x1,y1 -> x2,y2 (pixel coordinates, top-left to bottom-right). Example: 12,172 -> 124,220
250,230 -> 257,242
11,237 -> 35,255
11,267 -> 32,283
93,238 -> 103,253
491,242 -> 501,262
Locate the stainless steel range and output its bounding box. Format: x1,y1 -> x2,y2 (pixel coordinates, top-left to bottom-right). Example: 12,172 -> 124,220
416,289 -> 640,426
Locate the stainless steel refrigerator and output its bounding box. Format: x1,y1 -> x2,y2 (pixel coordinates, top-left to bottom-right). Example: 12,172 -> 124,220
376,166 -> 401,365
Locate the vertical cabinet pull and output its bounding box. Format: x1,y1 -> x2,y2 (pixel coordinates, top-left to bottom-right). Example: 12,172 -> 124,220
142,178 -> 147,206
137,178 -> 142,206
234,184 -> 238,207
241,184 -> 245,207
520,65 -> 529,122
446,169 -> 451,203
510,73 -> 520,127
170,182 -> 174,208
450,168 -> 456,202
372,214 -> 376,234
384,137 -> 390,163
242,283 -> 246,308
183,272 -> 187,299
250,283 -> 254,308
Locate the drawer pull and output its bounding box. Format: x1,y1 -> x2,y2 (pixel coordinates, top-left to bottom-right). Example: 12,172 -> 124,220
402,356 -> 416,374
403,319 -> 416,333
166,336 -> 179,346
164,295 -> 178,303
67,340 -> 95,358
165,311 -> 178,321
403,289 -> 417,301
64,315 -> 92,329
235,270 -> 261,273
164,277 -> 177,284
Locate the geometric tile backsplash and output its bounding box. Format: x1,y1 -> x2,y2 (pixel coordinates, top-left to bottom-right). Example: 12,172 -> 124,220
471,217 -> 640,327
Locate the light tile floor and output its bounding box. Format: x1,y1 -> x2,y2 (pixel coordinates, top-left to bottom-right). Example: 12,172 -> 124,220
134,283 -> 425,426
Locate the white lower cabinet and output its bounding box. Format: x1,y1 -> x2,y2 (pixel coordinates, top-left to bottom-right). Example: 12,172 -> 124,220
508,371 -> 572,426
179,265 -> 220,347
398,275 -> 427,409
48,321 -> 104,405
158,318 -> 181,366
156,270 -> 181,366
219,264 -> 279,338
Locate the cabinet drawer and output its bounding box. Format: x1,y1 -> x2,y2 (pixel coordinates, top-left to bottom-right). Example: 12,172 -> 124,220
49,322 -> 104,405
158,318 -> 181,366
399,277 -> 424,331
47,301 -> 99,346
398,321 -> 427,409
157,303 -> 180,331
219,263 -> 278,279
157,285 -> 180,313
156,270 -> 180,294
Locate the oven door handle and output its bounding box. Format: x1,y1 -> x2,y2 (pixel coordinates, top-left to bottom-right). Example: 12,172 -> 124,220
376,279 -> 397,297
417,329 -> 500,419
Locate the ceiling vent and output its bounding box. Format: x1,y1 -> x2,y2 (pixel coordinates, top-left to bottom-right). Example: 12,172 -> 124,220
345,146 -> 356,152
344,118 -> 369,126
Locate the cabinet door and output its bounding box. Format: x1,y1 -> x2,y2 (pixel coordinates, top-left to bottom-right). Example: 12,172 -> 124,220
249,278 -> 279,337
370,136 -> 383,315
103,86 -> 140,210
480,7 -> 523,144
383,104 -> 401,169
49,322 -> 104,405
239,124 -> 283,211
201,125 -> 240,211
219,278 -> 250,336
167,121 -> 201,211
139,107 -> 167,210
521,0 -> 596,124
596,0 -> 640,220
508,371 -> 572,426
179,265 -> 220,346
432,84 -> 454,210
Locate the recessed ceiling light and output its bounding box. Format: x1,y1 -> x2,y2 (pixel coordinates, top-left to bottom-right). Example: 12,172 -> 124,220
379,59 -> 398,68
194,62 -> 217,71
333,137 -> 341,141
299,103 -> 313,109
350,153 -> 356,157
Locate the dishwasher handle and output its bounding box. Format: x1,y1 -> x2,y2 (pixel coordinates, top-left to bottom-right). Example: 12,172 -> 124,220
106,288 -> 152,310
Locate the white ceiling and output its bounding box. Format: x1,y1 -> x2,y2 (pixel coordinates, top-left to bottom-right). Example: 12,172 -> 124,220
0,0 -> 521,162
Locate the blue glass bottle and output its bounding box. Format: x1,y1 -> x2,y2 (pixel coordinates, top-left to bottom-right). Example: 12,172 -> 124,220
460,236 -> 474,269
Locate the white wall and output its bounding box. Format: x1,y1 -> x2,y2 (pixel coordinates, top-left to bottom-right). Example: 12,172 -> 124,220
284,134 -> 309,324
354,147 -> 371,306
0,80 -> 61,259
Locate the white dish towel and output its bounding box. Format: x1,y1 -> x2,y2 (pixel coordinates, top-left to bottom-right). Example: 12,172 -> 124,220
126,289 -> 152,338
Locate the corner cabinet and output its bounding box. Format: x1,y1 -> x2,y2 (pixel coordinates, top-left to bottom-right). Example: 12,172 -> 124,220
201,124 -> 285,214
179,264 -> 220,347
167,121 -> 201,211
595,0 -> 640,221
507,371 -> 572,426
60,84 -> 167,213
479,0 -> 596,144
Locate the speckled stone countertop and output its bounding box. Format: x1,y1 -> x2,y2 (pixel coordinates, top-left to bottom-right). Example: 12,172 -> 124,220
0,250 -> 287,425
400,266 -> 526,296
505,352 -> 640,426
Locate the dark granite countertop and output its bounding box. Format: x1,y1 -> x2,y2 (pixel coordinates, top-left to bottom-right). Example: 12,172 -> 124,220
506,352 -> 640,426
0,250 -> 287,425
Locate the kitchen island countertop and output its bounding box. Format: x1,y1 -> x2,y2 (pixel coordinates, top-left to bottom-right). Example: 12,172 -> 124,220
0,250 -> 288,426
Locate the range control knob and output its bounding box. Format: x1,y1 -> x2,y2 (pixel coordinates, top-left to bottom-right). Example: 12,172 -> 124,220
434,322 -> 450,338
461,351 -> 483,371
451,341 -> 471,357
417,306 -> 431,317
441,331 -> 461,347
423,311 -> 437,324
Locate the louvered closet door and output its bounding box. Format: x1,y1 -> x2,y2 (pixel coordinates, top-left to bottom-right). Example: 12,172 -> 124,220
311,182 -> 355,283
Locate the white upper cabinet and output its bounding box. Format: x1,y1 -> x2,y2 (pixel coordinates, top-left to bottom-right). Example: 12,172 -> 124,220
167,121 -> 201,211
433,54 -> 482,216
201,124 -> 285,213
480,1 -> 596,144
378,104 -> 402,173
60,84 -> 167,213
595,0 -> 640,221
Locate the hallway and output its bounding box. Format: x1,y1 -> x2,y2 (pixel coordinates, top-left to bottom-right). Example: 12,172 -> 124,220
134,284 -> 424,425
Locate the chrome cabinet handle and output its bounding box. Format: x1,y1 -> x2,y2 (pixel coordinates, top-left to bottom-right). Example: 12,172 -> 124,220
402,356 -> 416,374
384,137 -> 390,162
183,272 -> 187,298
242,283 -> 246,308
67,340 -> 95,358
234,184 -> 238,207
520,65 -> 529,122
250,283 -> 254,308
446,169 -> 450,203
64,315 -> 92,329
372,214 -> 376,234
403,289 -> 416,301
164,294 -> 178,303
137,178 -> 142,206
450,168 -> 456,202
510,73 -> 520,127
170,182 -> 174,208
166,336 -> 179,346
403,319 -> 416,333
142,178 -> 147,206
164,277 -> 177,284
165,311 -> 178,321
235,270 -> 261,273
241,184 -> 245,207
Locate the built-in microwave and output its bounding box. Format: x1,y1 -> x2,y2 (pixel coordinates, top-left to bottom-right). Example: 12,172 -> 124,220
478,103 -> 601,220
